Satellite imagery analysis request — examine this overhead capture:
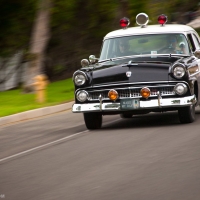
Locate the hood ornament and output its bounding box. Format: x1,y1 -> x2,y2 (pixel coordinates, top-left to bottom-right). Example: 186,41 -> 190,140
126,71 -> 132,77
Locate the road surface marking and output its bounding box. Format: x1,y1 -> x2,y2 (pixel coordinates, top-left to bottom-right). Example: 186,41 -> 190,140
0,119 -> 121,163
0,130 -> 88,163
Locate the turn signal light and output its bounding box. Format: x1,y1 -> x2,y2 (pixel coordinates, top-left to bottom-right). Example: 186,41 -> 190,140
140,87 -> 151,99
108,89 -> 118,101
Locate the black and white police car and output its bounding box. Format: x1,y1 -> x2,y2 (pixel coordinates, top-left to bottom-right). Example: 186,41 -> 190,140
72,13 -> 200,129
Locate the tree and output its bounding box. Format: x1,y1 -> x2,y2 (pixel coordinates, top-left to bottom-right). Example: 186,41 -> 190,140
24,0 -> 52,87
0,0 -> 37,89
0,0 -> 37,57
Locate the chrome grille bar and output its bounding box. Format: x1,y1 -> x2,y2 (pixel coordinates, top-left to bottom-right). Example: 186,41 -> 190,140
87,86 -> 175,101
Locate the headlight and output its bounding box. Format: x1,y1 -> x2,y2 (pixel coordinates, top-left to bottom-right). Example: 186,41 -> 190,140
172,64 -> 185,79
174,83 -> 188,95
76,90 -> 88,102
73,71 -> 87,86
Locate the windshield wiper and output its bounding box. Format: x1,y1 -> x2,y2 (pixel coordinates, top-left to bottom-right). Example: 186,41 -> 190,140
122,59 -> 172,67
98,58 -> 112,63
121,60 -> 138,67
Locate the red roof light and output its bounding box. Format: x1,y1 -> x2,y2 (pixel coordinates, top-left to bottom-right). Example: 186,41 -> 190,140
158,14 -> 167,25
120,17 -> 130,28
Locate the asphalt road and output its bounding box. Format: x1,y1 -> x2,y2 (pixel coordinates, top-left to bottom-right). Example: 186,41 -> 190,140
1,108 -> 200,200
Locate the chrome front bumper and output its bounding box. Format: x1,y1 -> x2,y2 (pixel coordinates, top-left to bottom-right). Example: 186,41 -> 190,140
72,95 -> 196,113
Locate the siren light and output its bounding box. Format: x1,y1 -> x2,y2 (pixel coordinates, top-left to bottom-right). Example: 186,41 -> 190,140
120,17 -> 130,28
158,14 -> 167,25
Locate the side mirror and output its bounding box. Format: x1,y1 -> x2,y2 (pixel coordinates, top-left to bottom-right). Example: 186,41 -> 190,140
89,55 -> 99,64
194,49 -> 200,59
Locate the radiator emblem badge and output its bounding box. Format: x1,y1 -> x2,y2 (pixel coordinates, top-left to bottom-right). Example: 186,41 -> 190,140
126,71 -> 132,77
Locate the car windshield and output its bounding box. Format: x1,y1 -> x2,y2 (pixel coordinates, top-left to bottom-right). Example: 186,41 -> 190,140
99,34 -> 191,61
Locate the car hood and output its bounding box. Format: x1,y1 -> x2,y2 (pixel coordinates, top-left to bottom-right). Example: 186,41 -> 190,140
92,61 -> 171,86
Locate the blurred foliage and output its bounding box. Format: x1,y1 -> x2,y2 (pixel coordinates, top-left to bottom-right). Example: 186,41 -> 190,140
1,0 -> 200,79
46,0 -> 118,79
51,0 -> 117,35
53,64 -> 65,74
50,0 -> 117,52
195,28 -> 200,36
51,0 -> 77,32
0,0 -> 37,57
128,0 -> 147,25
47,0 -> 200,78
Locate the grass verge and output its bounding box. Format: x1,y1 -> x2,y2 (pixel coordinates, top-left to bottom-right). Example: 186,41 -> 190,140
0,78 -> 74,117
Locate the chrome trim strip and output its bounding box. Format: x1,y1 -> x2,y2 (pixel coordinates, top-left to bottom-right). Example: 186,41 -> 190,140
76,81 -> 189,91
83,85 -> 176,92
72,95 -> 196,113
95,85 -> 174,91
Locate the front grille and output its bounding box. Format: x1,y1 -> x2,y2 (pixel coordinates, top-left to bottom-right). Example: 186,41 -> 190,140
87,86 -> 175,101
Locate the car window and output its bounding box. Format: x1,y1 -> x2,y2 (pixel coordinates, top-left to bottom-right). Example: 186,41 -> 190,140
192,34 -> 200,49
187,34 -> 195,52
99,33 -> 190,61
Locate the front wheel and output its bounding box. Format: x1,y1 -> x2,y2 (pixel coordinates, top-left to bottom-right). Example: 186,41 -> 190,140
83,113 -> 102,130
178,105 -> 195,124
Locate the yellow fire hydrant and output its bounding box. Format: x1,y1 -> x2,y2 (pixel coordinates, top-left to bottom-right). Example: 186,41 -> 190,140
33,74 -> 49,103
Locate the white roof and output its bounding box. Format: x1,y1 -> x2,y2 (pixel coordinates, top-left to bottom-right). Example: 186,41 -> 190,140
104,24 -> 196,39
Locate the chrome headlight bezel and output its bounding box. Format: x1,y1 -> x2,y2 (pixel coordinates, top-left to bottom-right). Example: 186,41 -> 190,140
174,83 -> 188,95
172,63 -> 186,79
76,90 -> 88,102
73,71 -> 88,86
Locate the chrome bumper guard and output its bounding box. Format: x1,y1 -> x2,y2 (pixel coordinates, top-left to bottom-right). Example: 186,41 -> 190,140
72,95 -> 196,113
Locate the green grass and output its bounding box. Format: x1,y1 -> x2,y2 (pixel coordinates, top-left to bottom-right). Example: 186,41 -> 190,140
0,78 -> 75,117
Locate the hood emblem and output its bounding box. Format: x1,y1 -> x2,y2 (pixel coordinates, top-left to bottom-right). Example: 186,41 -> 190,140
126,71 -> 132,77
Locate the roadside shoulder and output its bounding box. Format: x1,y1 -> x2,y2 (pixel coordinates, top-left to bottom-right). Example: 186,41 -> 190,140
0,101 -> 74,127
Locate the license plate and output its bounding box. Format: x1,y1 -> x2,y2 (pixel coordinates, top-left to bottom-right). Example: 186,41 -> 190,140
120,99 -> 140,110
